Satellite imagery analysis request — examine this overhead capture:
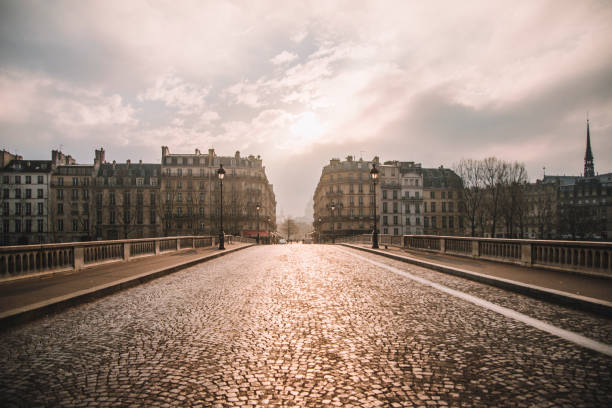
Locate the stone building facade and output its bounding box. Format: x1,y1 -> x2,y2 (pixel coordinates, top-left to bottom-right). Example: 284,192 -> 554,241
160,147 -> 276,239
422,167 -> 464,236
1,156 -> 52,245
313,156 -> 377,242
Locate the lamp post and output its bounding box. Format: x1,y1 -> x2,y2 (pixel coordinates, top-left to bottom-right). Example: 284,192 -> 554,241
370,163 -> 379,249
217,163 -> 226,250
330,201 -> 336,243
267,216 -> 271,244
318,217 -> 322,243
256,202 -> 261,244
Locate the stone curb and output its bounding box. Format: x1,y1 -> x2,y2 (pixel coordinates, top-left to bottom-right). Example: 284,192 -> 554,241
0,244 -> 255,330
341,244 -> 612,318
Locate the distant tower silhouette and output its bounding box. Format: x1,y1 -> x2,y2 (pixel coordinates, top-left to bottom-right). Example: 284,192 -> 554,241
584,119 -> 595,177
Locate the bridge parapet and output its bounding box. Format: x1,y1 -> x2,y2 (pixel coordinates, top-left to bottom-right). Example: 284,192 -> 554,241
339,234 -> 612,278
0,235 -> 237,281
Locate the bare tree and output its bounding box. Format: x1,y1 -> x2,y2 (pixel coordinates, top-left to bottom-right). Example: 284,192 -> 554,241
481,157 -> 508,237
455,159 -> 485,237
500,162 -> 528,237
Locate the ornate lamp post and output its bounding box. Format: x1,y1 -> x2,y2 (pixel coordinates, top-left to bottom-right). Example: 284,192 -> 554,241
330,201 -> 336,243
318,217 -> 322,243
256,202 -> 261,244
217,163 -> 226,250
370,163 -> 379,249
267,216 -> 271,244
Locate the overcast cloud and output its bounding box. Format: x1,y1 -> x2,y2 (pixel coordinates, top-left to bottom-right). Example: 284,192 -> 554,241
1,0 -> 611,218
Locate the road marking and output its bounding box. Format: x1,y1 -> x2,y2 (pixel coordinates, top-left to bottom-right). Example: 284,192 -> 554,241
338,248 -> 612,357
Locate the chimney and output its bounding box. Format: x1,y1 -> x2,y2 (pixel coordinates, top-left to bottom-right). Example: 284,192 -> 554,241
235,151 -> 240,160
195,148 -> 200,155
161,146 -> 169,158
127,159 -> 131,166
139,159 -> 142,165
208,148 -> 215,166
95,148 -> 105,165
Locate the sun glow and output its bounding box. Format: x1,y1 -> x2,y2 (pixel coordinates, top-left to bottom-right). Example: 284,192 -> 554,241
290,112 -> 325,143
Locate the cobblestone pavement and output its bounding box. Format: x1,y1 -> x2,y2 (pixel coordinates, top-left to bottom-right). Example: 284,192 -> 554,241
1,245 -> 610,407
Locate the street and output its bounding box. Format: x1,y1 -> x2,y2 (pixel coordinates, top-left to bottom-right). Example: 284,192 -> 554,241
1,244 -> 610,407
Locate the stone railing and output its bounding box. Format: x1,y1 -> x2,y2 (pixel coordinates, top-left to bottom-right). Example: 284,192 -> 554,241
0,235 -> 222,281
337,233 -> 612,277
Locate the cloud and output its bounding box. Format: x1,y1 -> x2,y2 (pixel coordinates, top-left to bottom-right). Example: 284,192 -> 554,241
270,50 -> 299,65
138,72 -> 210,115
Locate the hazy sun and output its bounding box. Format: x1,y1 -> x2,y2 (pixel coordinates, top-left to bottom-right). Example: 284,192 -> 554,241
290,112 -> 325,142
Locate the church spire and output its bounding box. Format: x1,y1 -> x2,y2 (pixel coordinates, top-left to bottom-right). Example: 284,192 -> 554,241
584,118 -> 594,177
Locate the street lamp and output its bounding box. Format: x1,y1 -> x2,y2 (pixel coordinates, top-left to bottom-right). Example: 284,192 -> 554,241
370,163 -> 379,249
267,216 -> 271,244
256,202 -> 261,244
217,163 -> 226,250
318,217 -> 322,243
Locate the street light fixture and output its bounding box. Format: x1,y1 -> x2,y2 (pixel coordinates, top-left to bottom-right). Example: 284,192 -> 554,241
256,202 -> 261,244
370,162 -> 379,249
327,201 -> 343,244
217,163 -> 226,250
267,216 -> 271,244
318,217 -> 322,243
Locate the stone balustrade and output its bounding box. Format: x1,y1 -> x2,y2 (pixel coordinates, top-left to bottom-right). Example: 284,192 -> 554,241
0,235 -> 229,281
338,234 -> 612,277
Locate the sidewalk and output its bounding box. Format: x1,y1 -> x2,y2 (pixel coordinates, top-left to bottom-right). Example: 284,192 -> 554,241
0,242 -> 253,328
342,244 -> 612,316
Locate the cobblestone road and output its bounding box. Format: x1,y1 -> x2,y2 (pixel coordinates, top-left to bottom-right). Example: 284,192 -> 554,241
1,245 -> 611,407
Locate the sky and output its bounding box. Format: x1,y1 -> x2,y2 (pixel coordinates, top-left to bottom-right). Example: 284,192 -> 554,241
1,0 -> 611,219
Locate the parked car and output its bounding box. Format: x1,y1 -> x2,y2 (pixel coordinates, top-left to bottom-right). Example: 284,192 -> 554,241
278,239 -> 287,244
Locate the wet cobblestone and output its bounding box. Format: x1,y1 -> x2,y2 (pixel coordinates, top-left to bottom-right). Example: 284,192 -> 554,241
0,245 -> 610,407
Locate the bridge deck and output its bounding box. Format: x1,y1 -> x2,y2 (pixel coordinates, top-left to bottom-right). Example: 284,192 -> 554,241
346,244 -> 612,302
0,242 -> 251,323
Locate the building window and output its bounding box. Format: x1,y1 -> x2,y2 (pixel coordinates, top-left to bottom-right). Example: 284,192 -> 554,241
448,191 -> 453,199
57,177 -> 63,186
25,203 -> 31,215
449,202 -> 454,212
124,210 -> 130,224
37,219 -> 44,232
432,216 -> 437,228
57,203 -> 63,215
15,175 -> 21,184
137,210 -> 143,225
383,202 -> 388,212
394,228 -> 399,236
15,202 -> 22,215
37,175 -> 44,184
383,215 -> 388,225
15,189 -> 21,199
110,192 -> 116,205
72,177 -> 78,186
406,217 -> 411,226
26,189 -> 31,199
393,190 -> 398,200
424,217 -> 429,227
177,168 -> 182,177
442,202 -> 446,212
72,189 -> 78,201
383,227 -> 388,234
393,202 -> 398,213
37,189 -> 43,198
150,210 -> 156,224
124,192 -> 131,206
38,202 -> 43,215
383,190 -> 387,199
431,202 -> 436,212
2,202 -> 8,216
26,175 -> 32,184
110,211 -> 115,224
430,191 -> 435,199
57,219 -> 63,232
84,220 -> 89,231
136,178 -> 143,186
3,189 -> 8,199
3,220 -> 8,233
393,215 -> 398,225
442,216 -> 447,228
449,216 -> 454,229
57,189 -> 63,200
73,219 -> 78,232
15,219 -> 21,233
